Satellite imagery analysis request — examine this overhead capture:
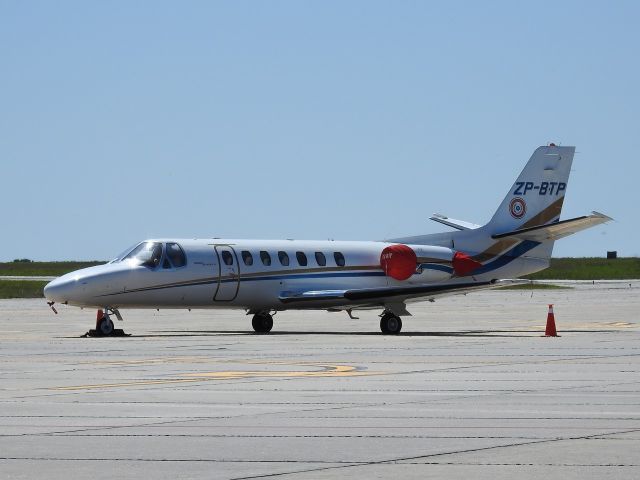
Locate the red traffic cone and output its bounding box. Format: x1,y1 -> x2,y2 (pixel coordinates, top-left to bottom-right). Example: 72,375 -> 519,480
96,309 -> 104,330
545,304 -> 558,337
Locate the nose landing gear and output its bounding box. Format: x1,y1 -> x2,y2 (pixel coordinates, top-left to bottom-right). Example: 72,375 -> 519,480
85,308 -> 127,337
98,313 -> 115,335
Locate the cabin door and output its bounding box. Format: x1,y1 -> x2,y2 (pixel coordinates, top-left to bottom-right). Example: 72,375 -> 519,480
213,245 -> 240,301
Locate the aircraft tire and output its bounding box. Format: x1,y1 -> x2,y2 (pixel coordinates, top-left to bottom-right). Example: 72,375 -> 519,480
98,318 -> 115,336
380,313 -> 402,335
252,313 -> 273,334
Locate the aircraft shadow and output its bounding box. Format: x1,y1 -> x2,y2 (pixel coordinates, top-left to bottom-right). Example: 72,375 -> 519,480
93,329 -> 613,338
68,329 -> 623,339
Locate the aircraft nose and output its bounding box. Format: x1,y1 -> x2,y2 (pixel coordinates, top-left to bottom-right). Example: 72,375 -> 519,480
44,277 -> 77,302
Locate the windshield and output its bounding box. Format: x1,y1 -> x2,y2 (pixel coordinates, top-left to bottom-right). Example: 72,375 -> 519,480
109,243 -> 141,263
121,242 -> 163,268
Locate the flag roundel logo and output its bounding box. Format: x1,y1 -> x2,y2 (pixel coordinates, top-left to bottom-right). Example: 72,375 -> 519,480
509,197 -> 526,219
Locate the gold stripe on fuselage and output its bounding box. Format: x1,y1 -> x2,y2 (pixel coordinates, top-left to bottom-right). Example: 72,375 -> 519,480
471,197 -> 565,264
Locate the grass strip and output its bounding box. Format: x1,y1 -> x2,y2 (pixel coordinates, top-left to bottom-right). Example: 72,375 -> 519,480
525,257 -> 640,280
0,281 -> 48,299
0,261 -> 103,277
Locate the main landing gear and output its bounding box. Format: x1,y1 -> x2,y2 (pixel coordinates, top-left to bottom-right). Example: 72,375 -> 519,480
380,311 -> 402,335
251,312 -> 274,334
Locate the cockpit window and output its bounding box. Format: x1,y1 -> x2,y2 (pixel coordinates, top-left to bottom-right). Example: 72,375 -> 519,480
166,242 -> 187,268
122,242 -> 163,269
109,243 -> 140,263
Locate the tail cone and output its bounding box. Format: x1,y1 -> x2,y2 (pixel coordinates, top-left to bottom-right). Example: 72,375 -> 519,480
545,304 -> 558,337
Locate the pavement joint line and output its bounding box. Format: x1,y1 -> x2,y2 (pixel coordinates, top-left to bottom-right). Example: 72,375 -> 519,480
224,427 -> 640,480
391,462 -> 640,466
33,352 -> 640,395
5,388 -> 488,437
252,380 -> 638,417
5,412 -> 640,420
2,434 -> 552,439
0,460 -> 601,471
389,352 -> 640,378
0,458 -> 358,464
5,369 -> 640,414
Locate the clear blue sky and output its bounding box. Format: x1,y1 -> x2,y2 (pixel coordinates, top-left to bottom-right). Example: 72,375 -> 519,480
1,1 -> 637,260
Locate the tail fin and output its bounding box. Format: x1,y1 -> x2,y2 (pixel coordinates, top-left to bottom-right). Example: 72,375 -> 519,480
487,145 -> 575,234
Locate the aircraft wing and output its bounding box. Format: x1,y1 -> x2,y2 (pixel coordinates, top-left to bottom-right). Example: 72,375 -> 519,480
492,211 -> 612,242
279,279 -> 526,305
430,213 -> 481,231
278,290 -> 348,302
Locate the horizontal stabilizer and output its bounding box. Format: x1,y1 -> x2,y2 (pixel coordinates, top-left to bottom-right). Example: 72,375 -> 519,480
430,213 -> 481,231
492,211 -> 612,241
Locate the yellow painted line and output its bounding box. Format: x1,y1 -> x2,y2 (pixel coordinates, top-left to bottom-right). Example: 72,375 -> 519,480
78,356 -> 219,366
52,363 -> 375,391
183,364 -> 359,378
54,378 -> 205,390
79,357 -> 367,367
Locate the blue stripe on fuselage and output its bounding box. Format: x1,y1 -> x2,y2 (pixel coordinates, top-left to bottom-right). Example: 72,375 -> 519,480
471,240 -> 541,275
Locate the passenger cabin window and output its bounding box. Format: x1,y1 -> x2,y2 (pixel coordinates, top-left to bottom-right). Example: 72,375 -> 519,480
241,250 -> 253,266
278,251 -> 290,266
166,242 -> 187,268
334,251 -> 345,267
315,252 -> 326,266
260,251 -> 271,266
122,241 -> 163,269
221,251 -> 234,266
296,251 -> 307,266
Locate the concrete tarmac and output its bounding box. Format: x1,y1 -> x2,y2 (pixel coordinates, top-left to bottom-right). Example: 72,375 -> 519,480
1,282 -> 639,479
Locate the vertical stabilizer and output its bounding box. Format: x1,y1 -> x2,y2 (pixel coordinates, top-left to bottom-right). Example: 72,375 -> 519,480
487,145 -> 574,234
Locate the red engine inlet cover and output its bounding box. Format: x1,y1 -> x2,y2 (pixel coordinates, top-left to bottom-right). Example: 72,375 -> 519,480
452,251 -> 482,276
380,244 -> 417,281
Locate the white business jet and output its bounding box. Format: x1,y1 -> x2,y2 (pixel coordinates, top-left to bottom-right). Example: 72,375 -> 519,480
44,145 -> 610,335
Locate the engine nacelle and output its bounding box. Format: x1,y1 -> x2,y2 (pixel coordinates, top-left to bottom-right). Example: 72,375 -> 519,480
380,244 -> 482,281
380,244 -> 417,281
